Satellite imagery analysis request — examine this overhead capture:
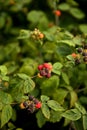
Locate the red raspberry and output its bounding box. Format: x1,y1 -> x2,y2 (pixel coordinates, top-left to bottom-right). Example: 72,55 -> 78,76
43,63 -> 52,70
35,102 -> 42,109
38,65 -> 43,70
53,10 -> 61,16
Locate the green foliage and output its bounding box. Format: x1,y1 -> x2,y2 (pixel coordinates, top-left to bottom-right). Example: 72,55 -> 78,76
0,0 -> 87,130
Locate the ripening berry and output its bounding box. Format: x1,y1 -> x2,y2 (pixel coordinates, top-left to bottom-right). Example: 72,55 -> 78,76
20,102 -> 25,109
43,63 -> 52,70
71,53 -> 77,58
35,102 -> 42,109
53,10 -> 61,16
38,65 -> 43,70
38,33 -> 44,39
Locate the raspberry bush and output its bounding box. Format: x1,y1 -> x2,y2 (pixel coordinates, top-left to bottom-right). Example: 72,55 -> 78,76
0,0 -> 87,130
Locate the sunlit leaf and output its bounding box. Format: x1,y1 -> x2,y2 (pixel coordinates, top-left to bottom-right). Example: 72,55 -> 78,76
41,103 -> 50,119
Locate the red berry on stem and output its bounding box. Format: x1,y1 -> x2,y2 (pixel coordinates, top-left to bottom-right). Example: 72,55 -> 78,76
35,102 -> 42,109
38,65 -> 43,70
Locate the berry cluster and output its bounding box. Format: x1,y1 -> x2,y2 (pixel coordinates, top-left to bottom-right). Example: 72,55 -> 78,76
20,95 -> 42,113
71,43 -> 87,65
71,53 -> 81,65
30,28 -> 44,40
38,63 -> 52,78
77,44 -> 87,63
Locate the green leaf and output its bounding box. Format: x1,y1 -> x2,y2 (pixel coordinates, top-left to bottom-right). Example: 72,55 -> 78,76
0,16 -> 5,29
50,110 -> 62,123
1,105 -> 12,127
43,32 -> 54,41
40,76 -> 59,96
27,10 -> 45,23
18,29 -> 30,39
19,58 -> 38,76
17,73 -> 35,93
75,102 -> 86,115
41,103 -> 50,119
66,55 -> 74,61
41,95 -> 50,102
79,24 -> 87,34
0,91 -> 13,105
57,44 -> 73,56
8,122 -> 16,129
74,119 -> 83,130
58,3 -> 70,11
62,109 -> 81,121
36,110 -> 46,128
67,0 -> 78,6
23,78 -> 35,93
11,109 -> 17,121
53,89 -> 68,104
47,100 -> 64,111
79,96 -> 87,105
0,65 -> 8,75
52,62 -> 63,75
57,40 -> 75,47
83,114 -> 87,130
16,73 -> 29,80
70,91 -> 78,107
0,102 -> 3,110
70,8 -> 85,19
62,72 -> 70,85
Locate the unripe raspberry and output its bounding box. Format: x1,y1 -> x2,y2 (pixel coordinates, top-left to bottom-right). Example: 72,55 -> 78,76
38,33 -> 44,39
71,53 -> 77,58
20,102 -> 25,109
